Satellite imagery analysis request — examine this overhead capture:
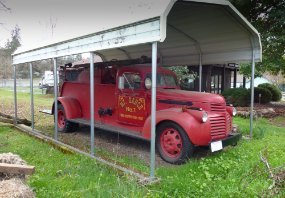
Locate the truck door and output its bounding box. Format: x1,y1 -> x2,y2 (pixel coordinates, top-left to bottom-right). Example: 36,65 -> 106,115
117,72 -> 147,126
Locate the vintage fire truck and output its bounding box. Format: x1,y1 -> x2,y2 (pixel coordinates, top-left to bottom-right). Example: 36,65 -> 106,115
53,59 -> 240,164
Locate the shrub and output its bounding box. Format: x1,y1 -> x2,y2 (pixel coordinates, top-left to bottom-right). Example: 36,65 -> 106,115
258,83 -> 282,101
254,87 -> 272,104
222,88 -> 250,107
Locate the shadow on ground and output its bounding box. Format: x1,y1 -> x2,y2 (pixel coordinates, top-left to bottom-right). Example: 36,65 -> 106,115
58,125 -> 211,167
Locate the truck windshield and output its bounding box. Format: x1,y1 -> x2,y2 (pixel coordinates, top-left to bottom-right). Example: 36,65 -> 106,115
123,72 -> 141,89
146,73 -> 177,88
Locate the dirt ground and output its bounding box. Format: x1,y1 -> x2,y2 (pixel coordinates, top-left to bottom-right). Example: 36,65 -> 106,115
3,101 -> 284,168
0,99 -> 211,168
57,102 -> 285,167
59,126 -> 210,167
0,153 -> 34,198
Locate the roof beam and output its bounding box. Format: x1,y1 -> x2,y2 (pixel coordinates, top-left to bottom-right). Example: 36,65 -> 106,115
13,18 -> 161,65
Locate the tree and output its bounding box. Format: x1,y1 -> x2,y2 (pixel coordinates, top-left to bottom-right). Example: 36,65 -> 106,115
4,25 -> 21,53
230,0 -> 285,77
0,25 -> 21,81
0,1 -> 11,12
168,66 -> 198,90
0,0 -> 11,28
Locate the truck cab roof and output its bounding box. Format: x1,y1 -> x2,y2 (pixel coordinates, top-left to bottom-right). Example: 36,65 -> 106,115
118,65 -> 176,76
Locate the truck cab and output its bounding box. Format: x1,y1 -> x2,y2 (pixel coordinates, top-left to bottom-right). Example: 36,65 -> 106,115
54,64 -> 240,164
39,71 -> 54,89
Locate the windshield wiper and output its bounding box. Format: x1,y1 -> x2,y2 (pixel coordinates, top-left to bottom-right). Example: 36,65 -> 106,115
122,73 -> 134,92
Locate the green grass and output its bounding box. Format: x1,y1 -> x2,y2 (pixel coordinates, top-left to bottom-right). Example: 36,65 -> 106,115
0,88 -> 285,197
0,125 -> 146,197
0,87 -> 55,136
1,118 -> 284,197
0,87 -> 53,106
152,117 -> 285,197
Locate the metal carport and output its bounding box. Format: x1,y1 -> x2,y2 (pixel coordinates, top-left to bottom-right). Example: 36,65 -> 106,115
12,0 -> 262,179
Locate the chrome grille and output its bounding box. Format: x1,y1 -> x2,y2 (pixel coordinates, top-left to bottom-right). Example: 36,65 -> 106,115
211,103 -> 226,112
209,114 -> 226,140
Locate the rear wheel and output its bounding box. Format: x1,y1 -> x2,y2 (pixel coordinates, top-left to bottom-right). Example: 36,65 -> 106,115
156,122 -> 194,164
57,104 -> 78,133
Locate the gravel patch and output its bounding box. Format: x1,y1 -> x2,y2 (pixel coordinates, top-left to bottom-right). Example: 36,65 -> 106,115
0,153 -> 35,198
0,178 -> 34,198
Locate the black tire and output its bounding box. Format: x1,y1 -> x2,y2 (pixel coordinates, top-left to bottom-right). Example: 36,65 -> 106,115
57,104 -> 79,133
156,122 -> 194,164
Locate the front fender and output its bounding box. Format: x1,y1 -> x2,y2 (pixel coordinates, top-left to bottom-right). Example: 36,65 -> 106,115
141,108 -> 211,146
52,97 -> 82,119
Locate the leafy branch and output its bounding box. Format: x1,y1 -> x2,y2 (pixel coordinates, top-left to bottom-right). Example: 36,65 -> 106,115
0,1 -> 11,12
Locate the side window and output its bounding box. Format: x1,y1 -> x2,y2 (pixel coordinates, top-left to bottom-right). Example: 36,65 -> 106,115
122,73 -> 141,90
65,70 -> 82,82
101,66 -> 117,84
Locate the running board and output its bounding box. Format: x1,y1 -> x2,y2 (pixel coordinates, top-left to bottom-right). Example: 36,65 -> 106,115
39,109 -> 52,115
68,118 -> 146,141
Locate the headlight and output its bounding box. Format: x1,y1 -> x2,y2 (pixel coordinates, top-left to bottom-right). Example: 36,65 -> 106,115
232,107 -> 237,116
145,78 -> 152,89
202,112 -> 208,123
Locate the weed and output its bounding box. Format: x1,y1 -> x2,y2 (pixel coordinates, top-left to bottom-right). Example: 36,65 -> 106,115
253,126 -> 266,139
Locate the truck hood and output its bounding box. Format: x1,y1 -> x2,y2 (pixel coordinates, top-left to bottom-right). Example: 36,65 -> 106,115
155,89 -> 226,104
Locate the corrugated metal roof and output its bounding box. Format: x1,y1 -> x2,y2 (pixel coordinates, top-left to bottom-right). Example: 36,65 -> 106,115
12,0 -> 262,65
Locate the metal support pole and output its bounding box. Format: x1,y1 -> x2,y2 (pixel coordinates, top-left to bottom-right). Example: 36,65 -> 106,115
13,65 -> 17,125
90,52 -> 95,156
199,54 -> 202,92
29,63 -> 34,130
53,58 -> 58,140
249,54 -> 255,138
150,42 -> 157,178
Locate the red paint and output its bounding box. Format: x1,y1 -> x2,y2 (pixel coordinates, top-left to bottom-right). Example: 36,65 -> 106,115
141,108 -> 212,145
54,65 -> 235,147
160,127 -> 183,158
57,97 -> 82,119
58,110 -> 65,129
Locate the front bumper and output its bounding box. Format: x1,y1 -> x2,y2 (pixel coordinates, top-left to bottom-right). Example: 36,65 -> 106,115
221,133 -> 242,147
209,133 -> 241,152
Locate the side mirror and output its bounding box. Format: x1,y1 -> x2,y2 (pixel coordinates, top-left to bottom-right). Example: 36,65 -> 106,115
118,76 -> 125,90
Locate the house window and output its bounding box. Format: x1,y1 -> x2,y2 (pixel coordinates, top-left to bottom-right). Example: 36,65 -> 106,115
211,73 -> 222,94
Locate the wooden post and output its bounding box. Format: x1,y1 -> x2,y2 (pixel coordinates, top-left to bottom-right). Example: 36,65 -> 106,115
222,65 -> 226,92
234,69 -> 237,88
206,65 -> 212,92
0,163 -> 35,175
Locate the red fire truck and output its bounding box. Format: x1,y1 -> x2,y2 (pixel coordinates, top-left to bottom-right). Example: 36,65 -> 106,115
53,60 -> 240,164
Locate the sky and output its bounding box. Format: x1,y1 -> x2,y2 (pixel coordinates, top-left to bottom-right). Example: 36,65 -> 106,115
0,0 -> 168,52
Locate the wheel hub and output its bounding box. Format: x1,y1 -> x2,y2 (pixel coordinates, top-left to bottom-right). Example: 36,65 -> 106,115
58,110 -> 65,128
160,128 -> 182,158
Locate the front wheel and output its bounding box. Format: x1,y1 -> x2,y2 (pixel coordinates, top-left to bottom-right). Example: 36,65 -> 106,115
156,122 -> 194,164
57,104 -> 79,133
